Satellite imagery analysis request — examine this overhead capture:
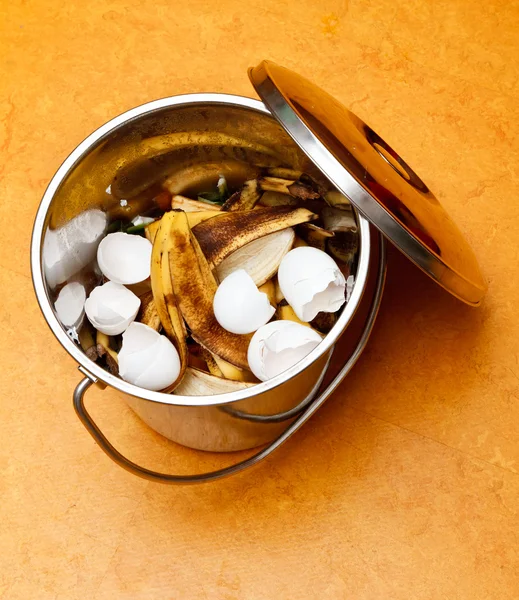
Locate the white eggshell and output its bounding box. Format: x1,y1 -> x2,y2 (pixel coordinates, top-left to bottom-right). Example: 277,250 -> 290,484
131,215 -> 156,226
277,246 -> 346,322
54,282 -> 86,328
84,281 -> 140,335
213,269 -> 275,334
118,322 -> 181,391
247,320 -> 322,381
94,303 -> 124,326
97,232 -> 152,284
43,209 -> 107,289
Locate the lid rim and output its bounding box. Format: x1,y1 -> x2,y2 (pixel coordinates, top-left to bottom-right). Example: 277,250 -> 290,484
249,61 -> 487,306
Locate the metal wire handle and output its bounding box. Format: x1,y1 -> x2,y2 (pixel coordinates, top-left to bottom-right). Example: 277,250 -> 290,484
217,353 -> 332,423
73,240 -> 386,484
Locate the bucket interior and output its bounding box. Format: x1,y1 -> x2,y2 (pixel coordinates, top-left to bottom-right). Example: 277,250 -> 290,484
32,96 -> 368,406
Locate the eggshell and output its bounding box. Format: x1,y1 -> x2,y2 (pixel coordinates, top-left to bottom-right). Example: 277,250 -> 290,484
247,320 -> 322,381
97,232 -> 152,284
277,246 -> 346,322
131,215 -> 156,226
213,269 -> 275,334
43,209 -> 107,289
54,282 -> 86,329
118,322 -> 181,391
84,281 -> 140,335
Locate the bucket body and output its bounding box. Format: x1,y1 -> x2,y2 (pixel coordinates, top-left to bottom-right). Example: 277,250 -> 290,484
31,94 -> 372,451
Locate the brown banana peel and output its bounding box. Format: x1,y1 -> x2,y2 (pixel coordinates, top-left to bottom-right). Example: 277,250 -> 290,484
200,349 -> 224,378
137,291 -> 161,332
266,167 -> 304,180
145,210 -> 225,244
185,211 -> 227,228
167,211 -> 251,370
259,191 -> 299,208
164,161 -> 260,197
258,176 -> 320,200
296,223 -> 334,252
78,324 -> 98,361
150,212 -> 188,391
96,331 -> 119,375
221,179 -> 261,211
193,206 -> 316,269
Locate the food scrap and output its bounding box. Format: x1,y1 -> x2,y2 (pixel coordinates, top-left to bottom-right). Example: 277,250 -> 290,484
52,166 -> 359,394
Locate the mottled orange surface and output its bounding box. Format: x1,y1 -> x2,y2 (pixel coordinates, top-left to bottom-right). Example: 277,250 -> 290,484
1,1 -> 519,598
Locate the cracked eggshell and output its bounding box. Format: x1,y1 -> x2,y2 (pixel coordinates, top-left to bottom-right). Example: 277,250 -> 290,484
97,232 -> 152,285
213,269 -> 275,335
43,209 -> 107,289
84,281 -> 140,335
247,320 -> 323,381
54,282 -> 86,329
118,322 -> 181,391
277,246 -> 346,322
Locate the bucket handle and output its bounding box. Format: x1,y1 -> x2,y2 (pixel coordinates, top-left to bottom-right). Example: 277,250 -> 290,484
73,239 -> 386,484
218,352 -> 332,423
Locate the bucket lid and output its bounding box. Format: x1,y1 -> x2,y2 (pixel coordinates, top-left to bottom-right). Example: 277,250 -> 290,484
249,60 -> 487,306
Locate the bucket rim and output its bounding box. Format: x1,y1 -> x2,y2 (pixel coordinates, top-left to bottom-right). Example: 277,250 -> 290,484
31,93 -> 372,407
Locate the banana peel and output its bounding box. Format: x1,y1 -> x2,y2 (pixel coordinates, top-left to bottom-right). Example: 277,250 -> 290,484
137,132 -> 279,163
193,205 -> 316,269
321,205 -> 357,233
145,220 -> 161,244
125,279 -> 152,297
200,349 -> 257,383
167,211 -> 251,370
296,223 -> 334,252
187,345 -> 209,371
78,324 -> 98,361
215,228 -> 295,287
201,350 -> 224,378
185,211 -> 227,228
324,190 -> 352,209
258,176 -> 320,201
276,302 -> 311,328
150,212 -> 188,390
145,210 -> 225,244
258,279 -> 276,307
266,167 -> 304,180
277,301 -> 329,333
174,367 -> 254,396
200,348 -> 258,383
311,311 -> 338,334
321,205 -> 358,264
273,276 -> 285,303
259,191 -> 299,207
211,354 -> 258,383
221,179 -> 261,211
137,291 -> 161,331
163,161 -> 260,197
293,236 -> 309,248
96,331 -> 119,375
171,195 -> 221,212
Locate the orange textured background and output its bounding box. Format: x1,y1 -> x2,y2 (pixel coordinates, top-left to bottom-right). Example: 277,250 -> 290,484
1,1 -> 519,598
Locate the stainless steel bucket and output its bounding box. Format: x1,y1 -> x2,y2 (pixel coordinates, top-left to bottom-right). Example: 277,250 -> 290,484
31,94 -> 386,483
